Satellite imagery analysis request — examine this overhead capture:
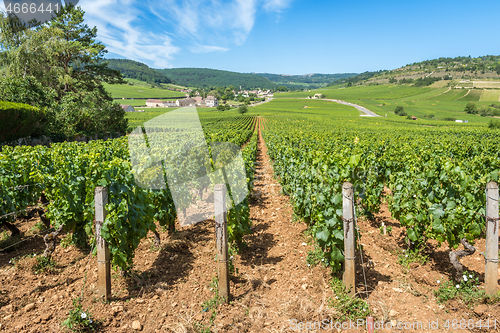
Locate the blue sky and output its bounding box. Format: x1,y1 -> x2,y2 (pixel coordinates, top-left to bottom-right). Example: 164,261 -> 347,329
4,0 -> 500,74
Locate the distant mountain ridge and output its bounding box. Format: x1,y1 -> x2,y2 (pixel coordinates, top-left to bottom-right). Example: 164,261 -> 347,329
104,59 -> 173,84
336,55 -> 500,86
102,57 -> 357,90
155,68 -> 278,90
256,72 -> 357,89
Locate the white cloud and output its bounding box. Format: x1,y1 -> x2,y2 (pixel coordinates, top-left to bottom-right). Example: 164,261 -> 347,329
0,0 -> 293,67
83,0 -> 180,68
263,0 -> 292,12
151,0 -> 291,47
189,44 -> 229,53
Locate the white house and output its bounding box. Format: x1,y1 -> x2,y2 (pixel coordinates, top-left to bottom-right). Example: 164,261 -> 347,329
146,99 -> 176,107
146,99 -> 164,107
205,96 -> 219,107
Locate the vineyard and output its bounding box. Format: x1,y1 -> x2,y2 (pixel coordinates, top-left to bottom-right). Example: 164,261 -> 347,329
1,101 -> 500,332
0,114 -> 258,269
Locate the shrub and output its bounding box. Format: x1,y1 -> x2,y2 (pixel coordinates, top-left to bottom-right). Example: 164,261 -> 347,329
0,101 -> 45,141
413,76 -> 441,87
394,106 -> 407,116
488,119 -> 500,129
464,102 -> 477,114
443,117 -> 456,121
238,105 -> 248,114
0,76 -> 53,108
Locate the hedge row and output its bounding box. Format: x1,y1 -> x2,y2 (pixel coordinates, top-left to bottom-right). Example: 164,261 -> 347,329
0,101 -> 44,142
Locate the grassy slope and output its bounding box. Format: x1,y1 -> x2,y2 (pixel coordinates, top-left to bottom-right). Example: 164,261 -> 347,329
274,84 -> 498,125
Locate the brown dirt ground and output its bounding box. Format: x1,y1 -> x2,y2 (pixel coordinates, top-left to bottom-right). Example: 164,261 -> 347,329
0,117 -> 499,332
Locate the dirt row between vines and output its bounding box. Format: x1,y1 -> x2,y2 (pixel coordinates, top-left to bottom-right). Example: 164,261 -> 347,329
0,117 -> 499,332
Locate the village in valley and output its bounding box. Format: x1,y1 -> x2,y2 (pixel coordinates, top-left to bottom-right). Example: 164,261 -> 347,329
119,88 -> 275,112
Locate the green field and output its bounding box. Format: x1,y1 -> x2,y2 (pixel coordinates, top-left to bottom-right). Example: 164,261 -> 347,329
118,99 -> 149,107
276,85 -> 433,100
104,78 -> 186,99
460,89 -> 482,101
262,86 -> 498,125
479,89 -> 500,102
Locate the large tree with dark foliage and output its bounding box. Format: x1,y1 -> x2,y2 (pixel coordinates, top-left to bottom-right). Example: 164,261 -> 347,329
0,4 -> 127,138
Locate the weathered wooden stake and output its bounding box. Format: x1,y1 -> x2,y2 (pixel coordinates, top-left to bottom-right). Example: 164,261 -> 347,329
214,184 -> 230,303
381,221 -> 387,235
95,186 -> 111,301
342,182 -> 355,296
485,181 -> 499,296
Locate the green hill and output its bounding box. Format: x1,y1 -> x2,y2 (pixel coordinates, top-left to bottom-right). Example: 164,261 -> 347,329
156,68 -> 277,90
104,59 -> 173,84
257,73 -> 357,89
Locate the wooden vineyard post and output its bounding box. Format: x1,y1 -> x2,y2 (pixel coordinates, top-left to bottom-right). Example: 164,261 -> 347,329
214,184 -> 230,303
95,186 -> 111,301
485,181 -> 499,296
342,182 -> 355,296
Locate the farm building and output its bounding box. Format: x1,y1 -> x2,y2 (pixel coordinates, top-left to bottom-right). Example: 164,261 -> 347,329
146,99 -> 176,107
176,98 -> 197,107
120,104 -> 135,112
411,116 -> 417,120
146,99 -> 165,107
205,96 -> 219,107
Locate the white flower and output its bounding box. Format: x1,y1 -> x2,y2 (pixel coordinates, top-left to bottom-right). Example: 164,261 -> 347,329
463,276 -> 468,282
469,275 -> 473,278
321,259 -> 324,262
8,260 -> 12,264
335,296 -> 338,299
81,313 -> 87,319
437,280 -> 440,284
33,254 -> 36,257
307,264 -> 310,267
456,285 -> 460,288
230,256 -> 234,260
405,255 -> 408,257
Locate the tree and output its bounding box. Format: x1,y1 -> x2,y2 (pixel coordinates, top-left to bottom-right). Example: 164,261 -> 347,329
394,106 -> 407,116
0,5 -> 124,101
0,5 -> 127,137
464,102 -> 477,114
238,105 -> 248,114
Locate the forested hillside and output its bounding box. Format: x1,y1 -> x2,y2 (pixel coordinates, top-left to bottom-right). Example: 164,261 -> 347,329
257,72 -> 357,89
156,68 -> 277,89
104,59 -> 173,84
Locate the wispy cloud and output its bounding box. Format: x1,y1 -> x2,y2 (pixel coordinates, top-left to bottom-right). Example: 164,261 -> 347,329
83,0 -> 180,68
150,0 -> 292,46
1,0 -> 292,68
263,0 -> 292,12
189,44 -> 229,53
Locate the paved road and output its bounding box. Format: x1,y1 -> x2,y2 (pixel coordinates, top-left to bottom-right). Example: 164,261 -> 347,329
325,99 -> 381,117
249,98 -> 274,107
